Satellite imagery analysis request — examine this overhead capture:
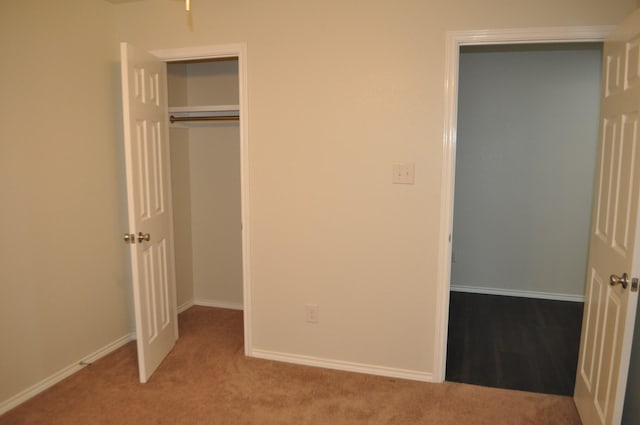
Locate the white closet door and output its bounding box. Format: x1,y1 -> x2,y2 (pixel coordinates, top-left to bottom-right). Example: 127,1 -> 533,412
120,42 -> 178,383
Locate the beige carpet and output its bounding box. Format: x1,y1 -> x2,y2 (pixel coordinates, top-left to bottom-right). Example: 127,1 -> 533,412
0,306 -> 581,424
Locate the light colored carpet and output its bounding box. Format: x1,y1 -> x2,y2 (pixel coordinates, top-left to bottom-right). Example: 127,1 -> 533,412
0,306 -> 582,424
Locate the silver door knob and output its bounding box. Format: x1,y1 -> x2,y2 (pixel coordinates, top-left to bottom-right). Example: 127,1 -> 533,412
137,232 -> 151,243
610,273 -> 629,289
123,233 -> 135,244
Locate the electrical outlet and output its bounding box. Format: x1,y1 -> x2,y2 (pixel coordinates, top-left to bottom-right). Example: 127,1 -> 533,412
392,162 -> 415,184
305,304 -> 319,324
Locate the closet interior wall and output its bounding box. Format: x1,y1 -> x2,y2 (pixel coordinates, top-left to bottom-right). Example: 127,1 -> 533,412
167,58 -> 243,310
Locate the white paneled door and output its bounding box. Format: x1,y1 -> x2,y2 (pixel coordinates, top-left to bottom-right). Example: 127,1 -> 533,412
120,42 -> 178,383
574,10 -> 640,425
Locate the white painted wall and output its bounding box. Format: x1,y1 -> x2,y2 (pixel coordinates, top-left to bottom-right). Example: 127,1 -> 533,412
451,44 -> 602,299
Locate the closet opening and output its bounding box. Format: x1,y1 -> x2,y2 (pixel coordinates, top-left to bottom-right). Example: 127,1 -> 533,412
445,42 -> 603,395
166,57 -> 245,320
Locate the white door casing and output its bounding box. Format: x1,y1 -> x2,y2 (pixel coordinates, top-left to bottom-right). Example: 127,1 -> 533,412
574,10 -> 640,425
150,43 -> 253,357
120,42 -> 178,383
436,25 -> 613,383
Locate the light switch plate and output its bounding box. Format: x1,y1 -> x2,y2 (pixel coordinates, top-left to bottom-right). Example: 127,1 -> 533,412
392,162 -> 415,184
305,304 -> 319,323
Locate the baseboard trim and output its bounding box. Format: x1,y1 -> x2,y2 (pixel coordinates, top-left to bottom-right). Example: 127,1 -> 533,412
251,349 -> 433,383
450,285 -> 584,302
177,300 -> 195,314
0,332 -> 135,416
194,299 -> 243,311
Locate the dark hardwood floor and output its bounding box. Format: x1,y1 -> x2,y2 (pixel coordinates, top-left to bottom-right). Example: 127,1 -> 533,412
445,291 -> 583,396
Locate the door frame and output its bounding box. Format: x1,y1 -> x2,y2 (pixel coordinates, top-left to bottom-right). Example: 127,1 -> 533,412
150,43 -> 253,355
434,26 -> 614,382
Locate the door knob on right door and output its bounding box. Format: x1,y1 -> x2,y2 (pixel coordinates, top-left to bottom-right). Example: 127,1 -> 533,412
610,273 -> 629,289
610,273 -> 639,292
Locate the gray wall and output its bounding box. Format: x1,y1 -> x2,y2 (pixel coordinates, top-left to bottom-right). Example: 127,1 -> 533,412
451,44 -> 602,299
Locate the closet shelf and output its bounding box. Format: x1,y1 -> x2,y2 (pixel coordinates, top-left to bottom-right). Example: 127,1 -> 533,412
168,104 -> 239,114
168,105 -> 240,126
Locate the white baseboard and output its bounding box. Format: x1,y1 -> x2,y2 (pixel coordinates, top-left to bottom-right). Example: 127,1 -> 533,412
450,284 -> 584,302
251,349 -> 433,383
0,332 -> 135,416
177,300 -> 195,314
194,298 -> 243,311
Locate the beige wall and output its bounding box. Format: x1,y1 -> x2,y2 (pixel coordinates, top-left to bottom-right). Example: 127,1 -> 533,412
1,0 -> 637,409
169,127 -> 195,307
113,0 -> 635,374
167,64 -> 195,307
167,62 -> 189,107
0,0 -> 131,405
189,126 -> 243,305
186,60 -> 239,106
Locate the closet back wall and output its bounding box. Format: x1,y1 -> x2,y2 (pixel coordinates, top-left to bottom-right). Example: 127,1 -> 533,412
451,44 -> 602,300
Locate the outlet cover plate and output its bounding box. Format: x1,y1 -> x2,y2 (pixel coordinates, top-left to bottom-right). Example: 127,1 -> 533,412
305,304 -> 319,323
392,162 -> 415,184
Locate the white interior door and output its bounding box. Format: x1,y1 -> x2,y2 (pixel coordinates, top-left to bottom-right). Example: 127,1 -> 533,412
120,42 -> 178,383
574,10 -> 640,425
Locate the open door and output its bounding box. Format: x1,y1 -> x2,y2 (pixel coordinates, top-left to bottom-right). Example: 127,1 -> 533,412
120,42 -> 178,383
574,10 -> 640,425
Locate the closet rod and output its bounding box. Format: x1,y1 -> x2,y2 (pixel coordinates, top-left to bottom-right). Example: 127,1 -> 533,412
169,115 -> 240,123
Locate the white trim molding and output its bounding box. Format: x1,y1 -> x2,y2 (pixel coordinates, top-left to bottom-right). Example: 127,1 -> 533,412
251,349 -> 433,383
177,300 -> 195,314
434,25 -> 613,383
450,285 -> 584,303
194,299 -> 244,311
0,333 -> 135,416
151,43 -> 253,357
180,299 -> 244,312
448,26 -> 614,45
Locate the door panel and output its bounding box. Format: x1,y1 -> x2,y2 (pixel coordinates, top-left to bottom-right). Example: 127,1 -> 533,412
574,10 -> 640,425
121,42 -> 178,383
